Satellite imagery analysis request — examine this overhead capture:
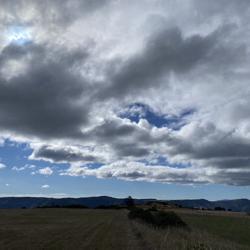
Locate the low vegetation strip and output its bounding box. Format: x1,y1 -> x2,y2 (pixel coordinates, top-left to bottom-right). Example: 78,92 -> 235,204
128,207 -> 187,228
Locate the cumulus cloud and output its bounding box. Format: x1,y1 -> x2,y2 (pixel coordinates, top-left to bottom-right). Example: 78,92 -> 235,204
41,184 -> 50,189
99,26 -> 225,99
0,43 -> 90,140
0,0 -> 250,186
31,145 -> 100,163
61,161 -> 212,184
0,163 -> 6,169
61,159 -> 250,186
37,167 -> 53,176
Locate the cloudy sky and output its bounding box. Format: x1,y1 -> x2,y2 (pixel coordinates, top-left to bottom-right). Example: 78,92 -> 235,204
0,0 -> 250,200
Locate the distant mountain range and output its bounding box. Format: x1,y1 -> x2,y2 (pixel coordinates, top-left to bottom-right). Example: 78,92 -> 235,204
0,196 -> 155,209
0,196 -> 249,212
169,199 -> 250,212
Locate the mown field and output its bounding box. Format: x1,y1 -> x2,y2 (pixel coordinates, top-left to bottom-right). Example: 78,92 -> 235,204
179,211 -> 250,247
0,208 -> 249,250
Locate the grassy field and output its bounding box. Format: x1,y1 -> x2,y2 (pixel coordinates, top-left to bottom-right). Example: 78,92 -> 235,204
179,211 -> 250,247
0,208 -> 249,250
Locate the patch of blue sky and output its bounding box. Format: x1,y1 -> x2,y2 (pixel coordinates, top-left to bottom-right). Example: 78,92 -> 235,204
119,103 -> 195,130
5,25 -> 32,45
85,162 -> 104,169
139,156 -> 191,169
0,139 -> 69,172
0,139 -> 70,196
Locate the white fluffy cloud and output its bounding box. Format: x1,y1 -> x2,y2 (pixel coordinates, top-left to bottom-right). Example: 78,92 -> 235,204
0,0 -> 250,185
37,167 -> 53,176
12,164 -> 36,172
0,163 -> 6,170
61,161 -> 215,184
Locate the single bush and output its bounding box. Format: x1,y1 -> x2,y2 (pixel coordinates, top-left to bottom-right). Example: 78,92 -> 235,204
128,207 -> 154,224
128,207 -> 187,228
148,205 -> 158,212
153,211 -> 187,228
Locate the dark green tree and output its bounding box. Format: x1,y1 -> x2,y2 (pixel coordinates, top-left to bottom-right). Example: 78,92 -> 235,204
125,196 -> 135,208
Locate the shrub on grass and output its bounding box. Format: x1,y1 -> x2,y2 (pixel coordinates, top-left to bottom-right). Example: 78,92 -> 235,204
128,207 -> 154,223
128,207 -> 187,228
214,206 -> 226,211
148,206 -> 158,212
153,211 -> 187,228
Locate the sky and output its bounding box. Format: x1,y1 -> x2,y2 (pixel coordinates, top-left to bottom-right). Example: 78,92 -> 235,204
0,0 -> 250,200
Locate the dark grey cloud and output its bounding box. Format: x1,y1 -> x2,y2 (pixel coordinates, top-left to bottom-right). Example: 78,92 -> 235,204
99,27 -> 219,98
213,170 -> 250,186
114,143 -> 150,158
32,145 -> 98,163
0,43 -> 32,63
165,123 -> 250,175
194,0 -> 250,18
80,118 -> 156,158
169,137 -> 250,161
0,43 -> 90,139
208,158 -> 250,169
194,142 -> 250,160
89,120 -> 136,140
98,22 -> 247,102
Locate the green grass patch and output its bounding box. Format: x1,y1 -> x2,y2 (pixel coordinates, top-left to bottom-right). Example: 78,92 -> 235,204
180,212 -> 250,247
